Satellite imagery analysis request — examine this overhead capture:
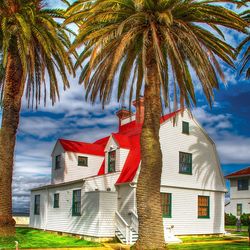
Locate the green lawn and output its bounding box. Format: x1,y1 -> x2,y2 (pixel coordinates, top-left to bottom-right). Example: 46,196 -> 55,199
169,241 -> 250,250
226,225 -> 248,231
0,227 -> 102,249
179,235 -> 246,243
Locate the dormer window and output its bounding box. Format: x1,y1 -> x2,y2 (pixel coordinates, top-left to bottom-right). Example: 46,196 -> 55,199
55,155 -> 61,169
78,156 -> 88,167
182,121 -> 189,135
108,150 -> 116,173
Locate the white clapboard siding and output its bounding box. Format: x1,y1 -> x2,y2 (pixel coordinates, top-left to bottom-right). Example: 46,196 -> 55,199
225,198 -> 250,215
30,183 -> 118,237
30,189 -> 48,230
159,110 -> 225,192
229,178 -> 250,199
117,185 -> 136,222
161,187 -> 225,235
51,146 -> 104,185
116,148 -> 129,172
84,172 -> 120,192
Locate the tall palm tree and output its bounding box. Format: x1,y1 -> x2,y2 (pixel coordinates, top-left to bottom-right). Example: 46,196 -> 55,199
237,9 -> 250,78
0,0 -> 74,236
65,0 -> 246,249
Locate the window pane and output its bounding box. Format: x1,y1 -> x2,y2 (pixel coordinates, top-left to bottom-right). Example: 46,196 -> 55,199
161,193 -> 172,218
34,195 -> 40,215
54,193 -> 59,208
108,151 -> 116,173
182,121 -> 189,134
72,190 -> 81,216
55,155 -> 61,169
238,179 -> 249,191
78,156 -> 88,167
198,196 -> 209,218
179,152 -> 192,174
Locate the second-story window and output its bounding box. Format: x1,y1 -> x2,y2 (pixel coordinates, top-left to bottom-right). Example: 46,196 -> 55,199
179,152 -> 192,175
78,156 -> 88,167
108,150 -> 116,173
182,121 -> 189,135
55,155 -> 61,170
237,178 -> 249,191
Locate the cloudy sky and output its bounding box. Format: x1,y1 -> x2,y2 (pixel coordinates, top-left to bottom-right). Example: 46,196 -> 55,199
1,1 -> 250,214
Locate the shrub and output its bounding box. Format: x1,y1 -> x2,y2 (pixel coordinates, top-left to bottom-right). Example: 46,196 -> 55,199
240,213 -> 250,226
225,213 -> 237,225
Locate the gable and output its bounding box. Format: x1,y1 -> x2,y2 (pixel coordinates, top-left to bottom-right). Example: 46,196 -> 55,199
159,109 -> 226,192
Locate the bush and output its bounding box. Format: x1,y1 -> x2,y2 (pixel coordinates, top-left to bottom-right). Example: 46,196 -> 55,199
225,213 -> 237,226
240,213 -> 250,226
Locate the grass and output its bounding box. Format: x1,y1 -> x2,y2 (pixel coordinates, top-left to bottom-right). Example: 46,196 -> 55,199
226,225 -> 248,231
169,241 -> 250,250
0,227 -> 102,249
179,235 -> 246,243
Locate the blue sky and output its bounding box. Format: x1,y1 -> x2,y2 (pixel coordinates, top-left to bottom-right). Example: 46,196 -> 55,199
1,1 -> 249,213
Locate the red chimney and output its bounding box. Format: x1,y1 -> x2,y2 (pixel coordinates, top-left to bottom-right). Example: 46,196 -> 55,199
116,107 -> 133,127
133,96 -> 144,124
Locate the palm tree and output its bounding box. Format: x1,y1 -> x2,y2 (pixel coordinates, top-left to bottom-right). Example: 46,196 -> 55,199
0,0 -> 74,236
65,0 -> 246,249
237,9 -> 250,78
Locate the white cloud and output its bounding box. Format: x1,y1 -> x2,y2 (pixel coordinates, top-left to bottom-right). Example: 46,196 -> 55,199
193,106 -> 250,164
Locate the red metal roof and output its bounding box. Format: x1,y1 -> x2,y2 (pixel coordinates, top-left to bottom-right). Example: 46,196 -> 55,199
225,166 -> 250,179
59,139 -> 105,156
60,110 -> 181,184
112,133 -> 131,149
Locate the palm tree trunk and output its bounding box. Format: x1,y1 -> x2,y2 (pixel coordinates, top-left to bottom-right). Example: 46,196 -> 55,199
134,46 -> 166,249
0,50 -> 24,236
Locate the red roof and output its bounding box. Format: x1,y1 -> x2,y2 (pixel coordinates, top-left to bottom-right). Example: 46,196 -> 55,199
112,133 -> 131,149
59,110 -> 181,184
225,166 -> 250,179
59,139 -> 105,156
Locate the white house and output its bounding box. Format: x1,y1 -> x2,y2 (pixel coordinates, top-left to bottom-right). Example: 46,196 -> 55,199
225,167 -> 250,217
30,97 -> 226,244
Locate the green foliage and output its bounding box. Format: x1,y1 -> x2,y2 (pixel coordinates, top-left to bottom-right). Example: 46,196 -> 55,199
0,0 -> 75,107
65,0 -> 247,109
225,213 -> 237,226
0,227 -> 101,249
237,10 -> 250,79
240,213 -> 250,226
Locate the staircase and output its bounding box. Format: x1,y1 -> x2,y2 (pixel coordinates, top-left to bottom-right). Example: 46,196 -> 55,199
115,211 -> 138,245
115,228 -> 138,244
115,211 -> 182,245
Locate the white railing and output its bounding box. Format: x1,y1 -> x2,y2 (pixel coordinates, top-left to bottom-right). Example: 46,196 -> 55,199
115,211 -> 131,244
130,210 -> 139,233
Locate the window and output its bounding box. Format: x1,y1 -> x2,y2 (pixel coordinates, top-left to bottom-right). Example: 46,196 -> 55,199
198,196 -> 210,218
72,190 -> 81,216
179,152 -> 192,174
108,151 -> 116,173
237,178 -> 249,191
54,193 -> 59,208
161,193 -> 172,218
34,195 -> 40,215
78,156 -> 88,167
182,121 -> 189,135
55,155 -> 61,169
